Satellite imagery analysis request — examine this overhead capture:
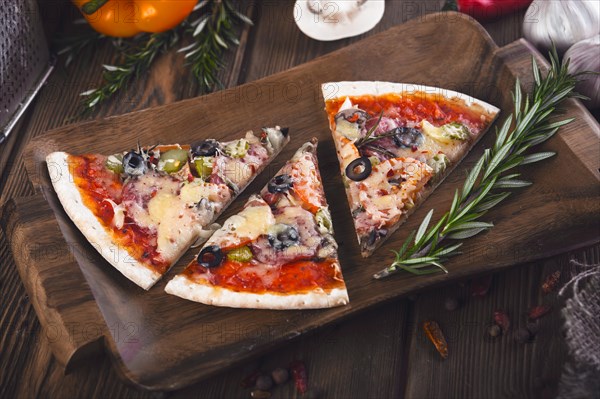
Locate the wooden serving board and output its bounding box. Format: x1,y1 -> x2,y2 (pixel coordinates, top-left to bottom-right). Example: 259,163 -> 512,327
3,13 -> 599,391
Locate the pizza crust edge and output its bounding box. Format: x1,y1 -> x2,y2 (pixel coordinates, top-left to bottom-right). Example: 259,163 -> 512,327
46,151 -> 161,290
165,273 -> 349,310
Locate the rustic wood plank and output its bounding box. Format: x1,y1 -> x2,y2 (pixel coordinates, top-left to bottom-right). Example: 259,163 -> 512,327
240,0 -> 446,82
0,1 -> 255,397
403,244 -> 600,399
171,300 -> 410,398
1,1 -> 596,398
15,15 -> 600,390
1,196 -> 106,370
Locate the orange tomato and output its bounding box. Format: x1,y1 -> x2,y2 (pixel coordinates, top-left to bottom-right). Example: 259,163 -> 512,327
72,0 -> 197,37
73,0 -> 140,37
135,0 -> 198,33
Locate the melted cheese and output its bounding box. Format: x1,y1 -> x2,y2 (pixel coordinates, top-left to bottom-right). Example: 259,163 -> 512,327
205,198 -> 275,249
349,157 -> 433,230
121,172 -> 221,261
180,181 -> 231,212
146,192 -> 200,261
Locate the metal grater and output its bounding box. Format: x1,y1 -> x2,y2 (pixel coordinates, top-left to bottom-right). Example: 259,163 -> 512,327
0,0 -> 54,143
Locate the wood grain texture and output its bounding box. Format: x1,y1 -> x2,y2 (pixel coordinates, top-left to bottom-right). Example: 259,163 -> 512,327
7,11 -> 600,391
1,195 -> 106,371
404,245 -> 600,399
1,1 -> 599,397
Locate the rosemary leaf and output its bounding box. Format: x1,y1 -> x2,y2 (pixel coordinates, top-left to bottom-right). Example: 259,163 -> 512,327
182,0 -> 252,93
521,152 -> 556,164
415,209 -> 434,245
71,0 -> 250,109
374,48 -> 582,279
80,31 -> 179,109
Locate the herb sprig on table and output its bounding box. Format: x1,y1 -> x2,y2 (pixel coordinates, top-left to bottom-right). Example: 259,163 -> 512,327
72,0 -> 251,110
374,47 -> 587,279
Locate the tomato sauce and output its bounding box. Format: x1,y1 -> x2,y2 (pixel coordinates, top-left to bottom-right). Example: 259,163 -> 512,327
69,155 -> 169,274
325,92 -> 491,132
183,258 -> 345,294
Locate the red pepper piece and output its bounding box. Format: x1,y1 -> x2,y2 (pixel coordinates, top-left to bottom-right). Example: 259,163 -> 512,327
528,305 -> 552,320
542,271 -> 561,294
240,370 -> 261,388
493,309 -> 511,334
289,360 -> 308,394
471,275 -> 493,297
423,321 -> 449,359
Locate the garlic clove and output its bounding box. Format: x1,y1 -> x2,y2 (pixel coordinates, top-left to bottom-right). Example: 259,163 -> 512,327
565,35 -> 600,109
295,0 -> 385,41
523,0 -> 600,54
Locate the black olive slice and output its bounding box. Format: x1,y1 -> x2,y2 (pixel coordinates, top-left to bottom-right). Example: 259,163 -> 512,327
392,127 -> 423,148
123,151 -> 147,176
191,140 -> 219,157
268,224 -> 299,250
345,157 -> 372,181
197,245 -> 223,268
335,108 -> 370,125
267,174 -> 293,193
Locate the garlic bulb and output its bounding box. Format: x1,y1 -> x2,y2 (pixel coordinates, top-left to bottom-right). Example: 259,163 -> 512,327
523,0 -> 600,54
564,35 -> 600,109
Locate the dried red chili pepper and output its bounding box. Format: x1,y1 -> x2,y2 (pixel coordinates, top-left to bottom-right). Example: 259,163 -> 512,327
423,321 -> 448,359
289,360 -> 308,394
240,370 -> 261,388
528,304 -> 552,320
471,275 -> 493,297
493,309 -> 511,334
542,271 -> 561,294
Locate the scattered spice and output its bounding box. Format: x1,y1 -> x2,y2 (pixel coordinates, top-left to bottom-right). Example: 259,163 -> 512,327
487,324 -> 502,338
250,389 -> 271,399
493,309 -> 511,334
241,370 -> 261,388
290,360 -> 308,394
528,304 -> 552,320
271,368 -> 289,385
542,270 -> 561,294
470,275 -> 493,297
444,297 -> 460,311
423,321 -> 448,359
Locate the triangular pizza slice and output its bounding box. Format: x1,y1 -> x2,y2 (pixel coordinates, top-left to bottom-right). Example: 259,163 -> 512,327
47,127 -> 289,289
322,82 -> 499,257
165,138 -> 349,309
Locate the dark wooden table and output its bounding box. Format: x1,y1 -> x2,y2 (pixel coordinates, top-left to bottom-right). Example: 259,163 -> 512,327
1,1 -> 598,397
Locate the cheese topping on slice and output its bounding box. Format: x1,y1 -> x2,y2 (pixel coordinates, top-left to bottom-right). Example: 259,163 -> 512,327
349,157 -> 433,231
121,172 -> 225,261
205,196 -> 275,249
146,191 -> 201,261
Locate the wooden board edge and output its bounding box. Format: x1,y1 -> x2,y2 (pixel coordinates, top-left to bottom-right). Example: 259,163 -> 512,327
0,196 -> 108,373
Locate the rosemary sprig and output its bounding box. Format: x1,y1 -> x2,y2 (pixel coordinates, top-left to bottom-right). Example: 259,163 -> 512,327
354,110 -> 384,147
181,0 -> 253,92
81,31 -> 180,109
53,25 -> 106,68
374,47 -> 587,279
77,0 -> 250,109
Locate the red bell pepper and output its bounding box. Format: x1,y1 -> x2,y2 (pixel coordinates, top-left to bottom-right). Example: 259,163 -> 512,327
443,0 -> 533,21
